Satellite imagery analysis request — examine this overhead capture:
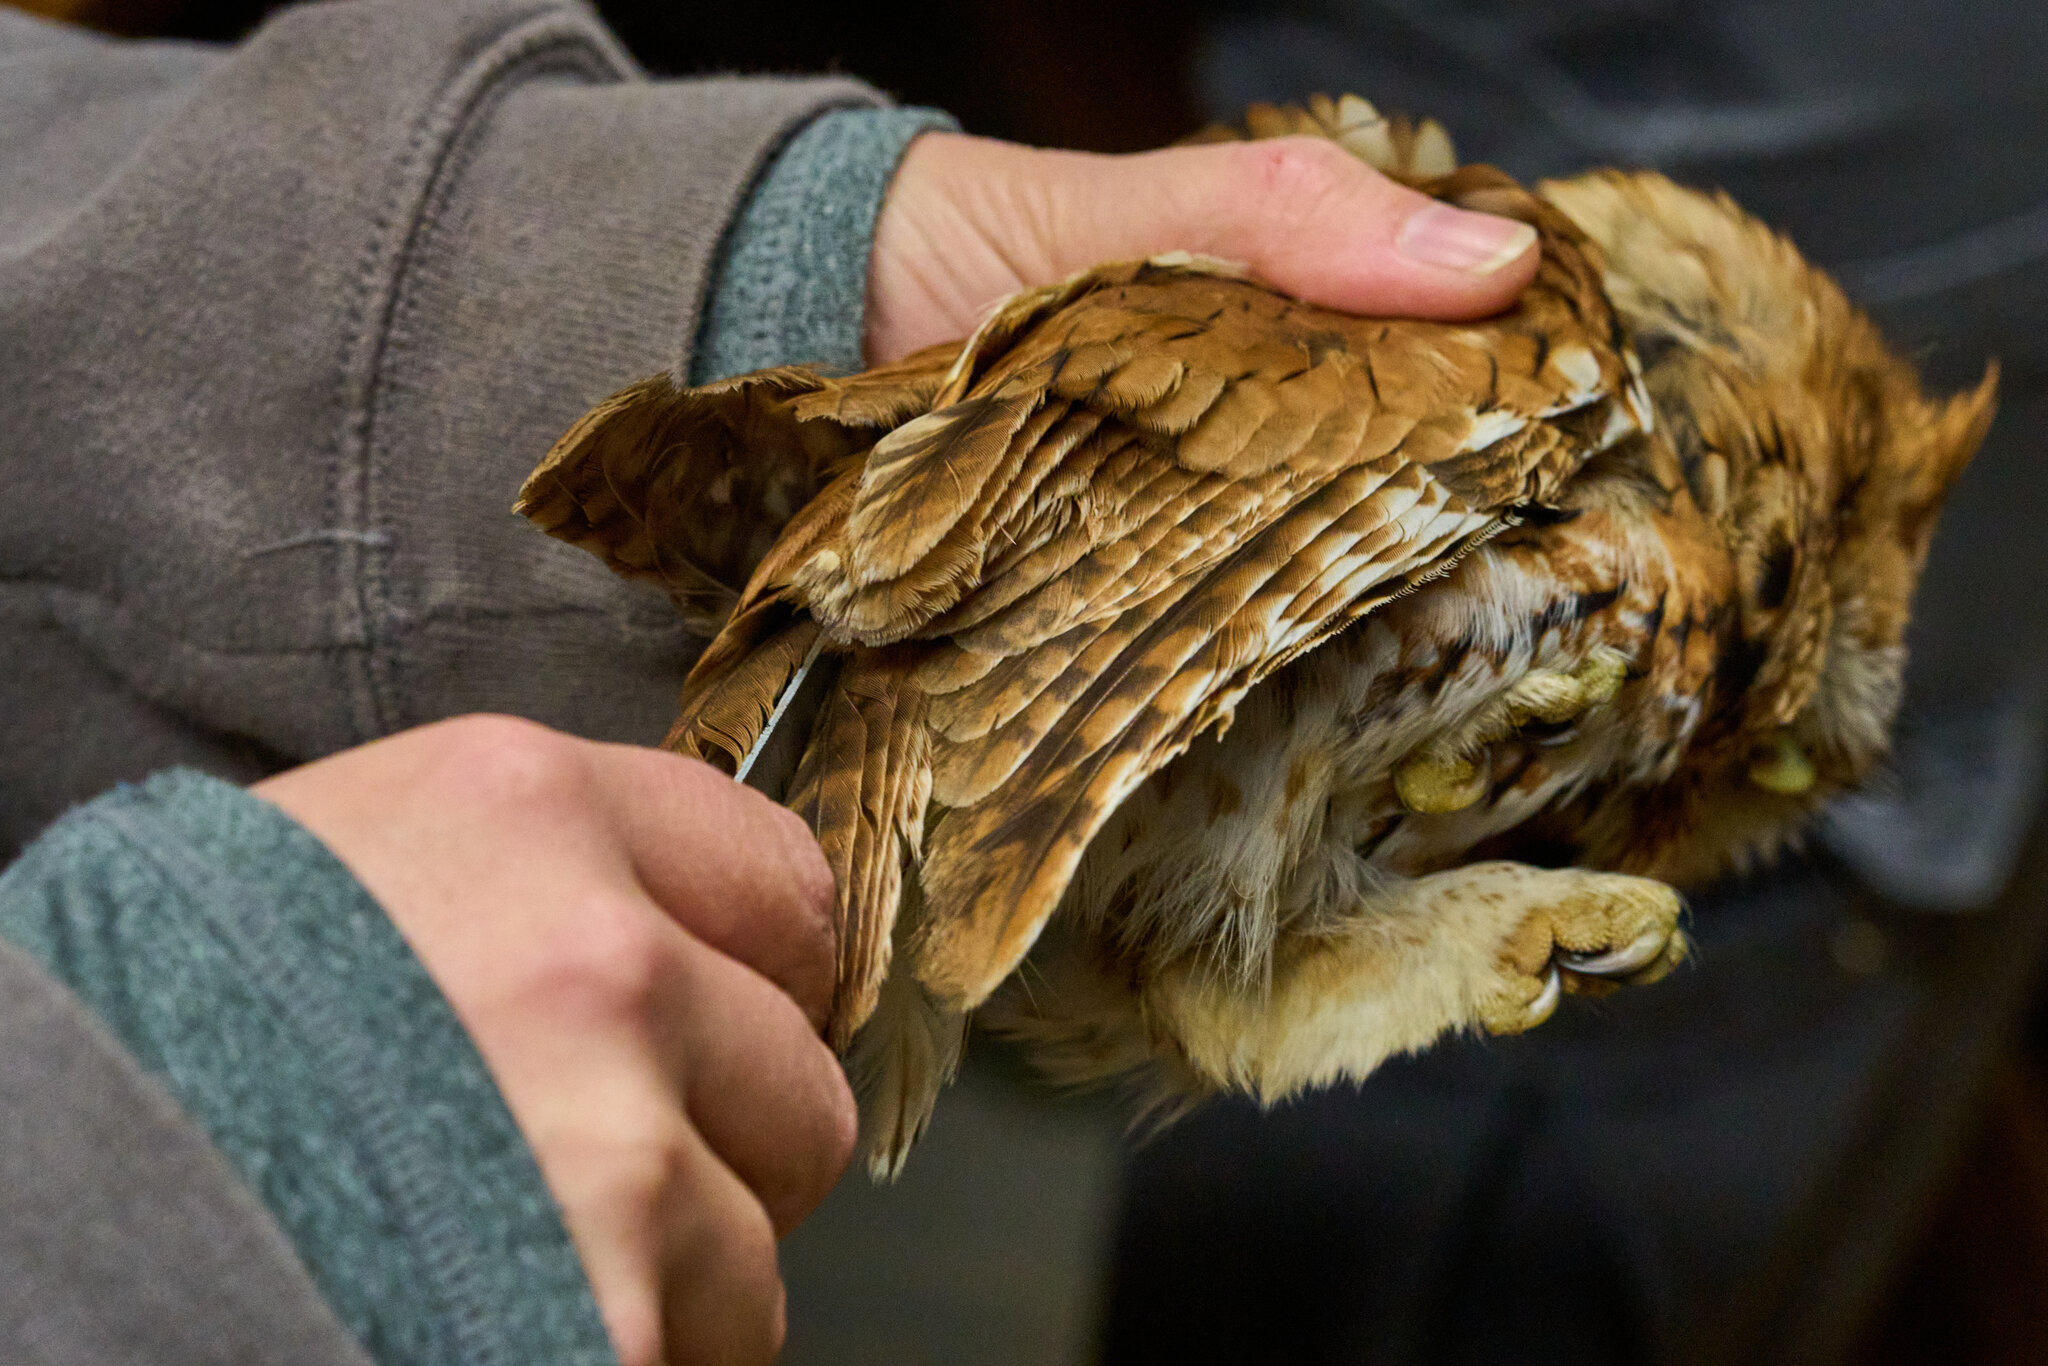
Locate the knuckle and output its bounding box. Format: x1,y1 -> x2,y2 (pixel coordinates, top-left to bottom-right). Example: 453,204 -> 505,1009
537,892 -> 671,1019
593,1108 -> 702,1217
422,714 -> 587,819
643,1116 -> 704,1204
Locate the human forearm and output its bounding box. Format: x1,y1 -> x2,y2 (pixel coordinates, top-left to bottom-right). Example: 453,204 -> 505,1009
0,769 -> 616,1366
0,934 -> 377,1366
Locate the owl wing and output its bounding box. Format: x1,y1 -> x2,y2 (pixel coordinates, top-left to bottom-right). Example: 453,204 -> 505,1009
514,347 -> 957,630
692,170 -> 1649,1018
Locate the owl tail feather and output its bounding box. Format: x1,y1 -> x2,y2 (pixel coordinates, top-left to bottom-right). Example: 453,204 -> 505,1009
848,877 -> 967,1182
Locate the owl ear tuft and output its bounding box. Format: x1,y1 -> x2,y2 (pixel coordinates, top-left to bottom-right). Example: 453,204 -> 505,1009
1915,361 -> 1997,505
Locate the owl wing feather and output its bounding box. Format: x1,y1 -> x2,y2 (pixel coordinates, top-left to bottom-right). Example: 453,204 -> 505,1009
514,347 -> 957,630
784,649 -> 932,1047
913,452 -> 1502,1003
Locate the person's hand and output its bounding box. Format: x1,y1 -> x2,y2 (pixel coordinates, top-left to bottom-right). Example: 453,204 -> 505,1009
254,716 -> 854,1366
865,131 -> 1542,364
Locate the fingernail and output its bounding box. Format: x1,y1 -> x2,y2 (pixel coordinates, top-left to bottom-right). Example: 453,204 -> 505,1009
1395,203 -> 1537,275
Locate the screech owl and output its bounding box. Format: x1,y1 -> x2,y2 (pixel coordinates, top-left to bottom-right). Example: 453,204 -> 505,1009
518,96 -> 1993,1176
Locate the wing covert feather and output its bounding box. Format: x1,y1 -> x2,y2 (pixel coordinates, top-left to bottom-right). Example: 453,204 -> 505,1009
914,474 -> 1502,1004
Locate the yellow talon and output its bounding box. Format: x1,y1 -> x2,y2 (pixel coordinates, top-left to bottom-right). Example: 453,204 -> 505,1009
1405,648 -> 1632,816
1748,730 -> 1816,795
1396,751 -> 1491,813
1573,646 -> 1630,707
1507,671 -> 1585,726
1499,648 -> 1631,731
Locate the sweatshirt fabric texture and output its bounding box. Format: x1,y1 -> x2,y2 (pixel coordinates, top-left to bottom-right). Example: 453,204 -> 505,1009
0,771 -> 612,1366
0,0 -> 945,858
0,0 -> 949,1360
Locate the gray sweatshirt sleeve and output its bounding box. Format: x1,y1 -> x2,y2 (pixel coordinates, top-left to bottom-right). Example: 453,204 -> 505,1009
0,932 -> 377,1366
0,772 -> 616,1366
0,0 -> 943,856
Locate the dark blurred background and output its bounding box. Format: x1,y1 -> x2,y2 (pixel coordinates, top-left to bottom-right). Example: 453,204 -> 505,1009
16,1 -> 2048,1362
18,0 -> 1208,149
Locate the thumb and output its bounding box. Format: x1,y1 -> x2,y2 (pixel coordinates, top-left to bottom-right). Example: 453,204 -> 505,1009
1053,135 -> 1539,318
864,131 -> 1540,362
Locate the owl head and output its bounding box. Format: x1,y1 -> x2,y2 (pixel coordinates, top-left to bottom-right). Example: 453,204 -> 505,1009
1539,171 -> 1997,882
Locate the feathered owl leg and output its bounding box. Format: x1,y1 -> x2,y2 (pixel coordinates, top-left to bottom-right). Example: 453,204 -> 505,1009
992,862 -> 1684,1112
1145,862 -> 1685,1104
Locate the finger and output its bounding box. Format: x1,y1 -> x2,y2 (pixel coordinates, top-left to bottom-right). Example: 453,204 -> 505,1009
524,1087 -> 675,1366
485,907 -> 830,1355
662,927 -> 857,1234
657,1123 -> 787,1366
1060,136 -> 1539,319
590,743 -> 839,1032
556,1095 -> 788,1366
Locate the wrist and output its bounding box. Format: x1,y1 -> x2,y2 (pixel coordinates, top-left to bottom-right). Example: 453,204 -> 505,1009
694,104 -> 958,383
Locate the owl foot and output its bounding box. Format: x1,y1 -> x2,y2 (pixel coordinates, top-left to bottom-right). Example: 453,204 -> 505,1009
1475,868 -> 1685,1034
1058,861 -> 1685,1108
1396,647 -> 1632,813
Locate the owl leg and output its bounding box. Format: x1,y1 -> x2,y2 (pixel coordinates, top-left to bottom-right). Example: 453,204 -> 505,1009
1138,861 -> 1685,1105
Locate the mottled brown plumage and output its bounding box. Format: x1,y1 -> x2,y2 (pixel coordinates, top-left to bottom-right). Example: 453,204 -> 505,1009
518,97 -> 1992,1176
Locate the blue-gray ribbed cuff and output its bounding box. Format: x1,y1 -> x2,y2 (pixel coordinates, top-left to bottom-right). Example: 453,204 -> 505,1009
693,104 -> 959,382
0,771 -> 615,1366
